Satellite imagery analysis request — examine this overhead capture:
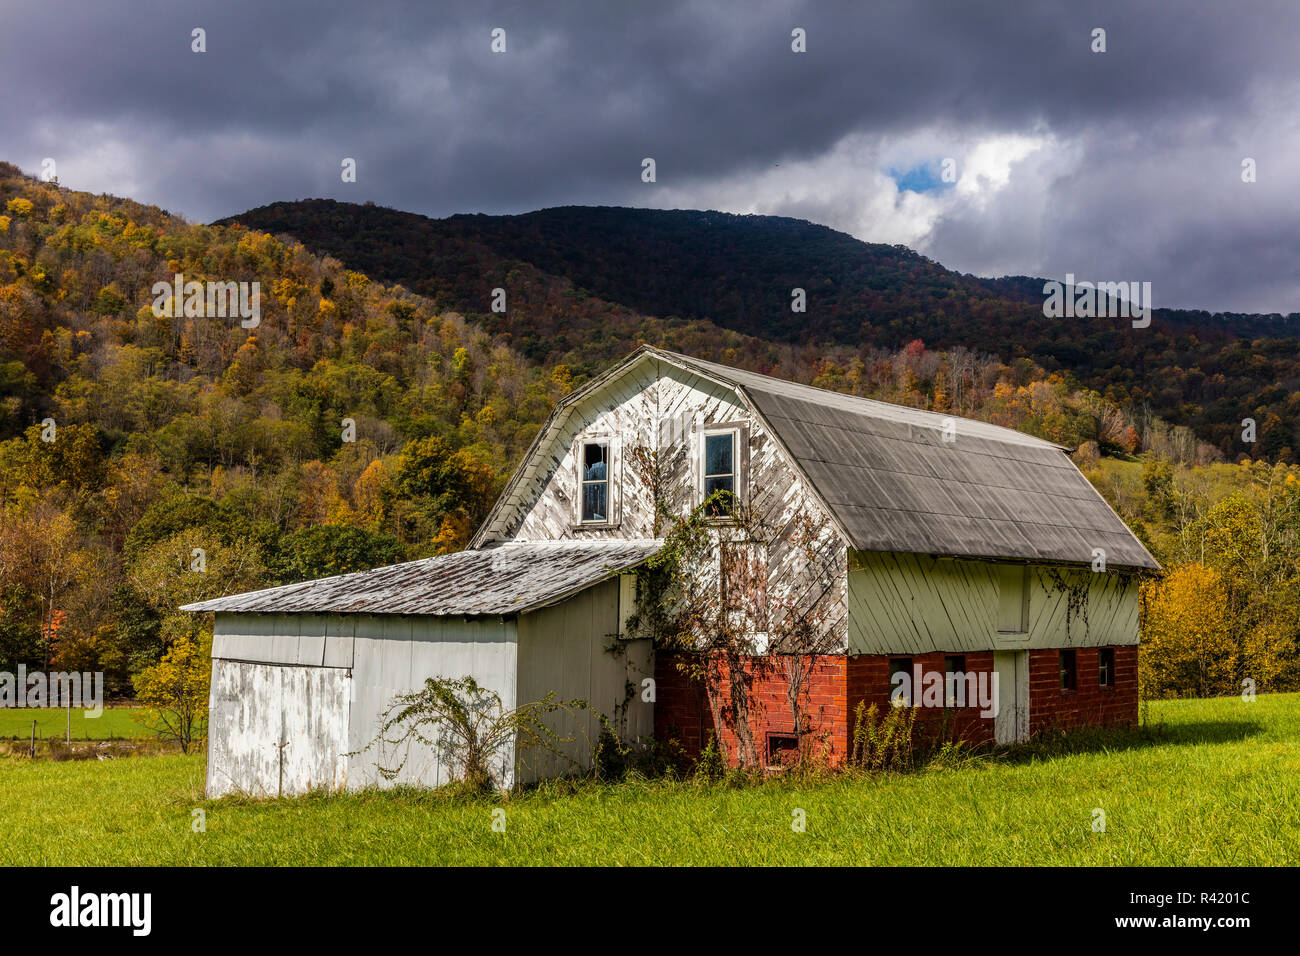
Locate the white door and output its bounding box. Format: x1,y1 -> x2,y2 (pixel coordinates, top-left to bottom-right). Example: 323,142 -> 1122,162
207,660 -> 350,797
993,651 -> 1030,744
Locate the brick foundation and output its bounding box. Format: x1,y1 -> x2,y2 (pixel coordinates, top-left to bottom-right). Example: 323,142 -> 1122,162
1028,645 -> 1139,734
655,645 -> 1138,766
654,653 -> 850,766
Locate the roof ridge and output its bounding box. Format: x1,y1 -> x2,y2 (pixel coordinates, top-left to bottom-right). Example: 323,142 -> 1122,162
648,346 -> 1062,450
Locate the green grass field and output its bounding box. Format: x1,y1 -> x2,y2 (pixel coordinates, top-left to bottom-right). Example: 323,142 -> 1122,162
1,694 -> 1297,865
0,705 -> 145,741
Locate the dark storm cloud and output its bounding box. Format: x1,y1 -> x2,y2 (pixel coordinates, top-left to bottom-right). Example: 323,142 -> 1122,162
2,0 -> 1297,311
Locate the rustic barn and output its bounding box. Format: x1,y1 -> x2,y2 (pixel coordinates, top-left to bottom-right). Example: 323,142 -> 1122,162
186,345 -> 1158,793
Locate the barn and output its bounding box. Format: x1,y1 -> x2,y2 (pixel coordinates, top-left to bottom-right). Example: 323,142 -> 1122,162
185,345 -> 1158,795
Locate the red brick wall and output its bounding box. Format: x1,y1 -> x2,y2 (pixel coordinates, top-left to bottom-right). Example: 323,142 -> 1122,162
655,646 -> 1138,766
847,651 -> 996,747
654,653 -> 849,766
1028,645 -> 1139,734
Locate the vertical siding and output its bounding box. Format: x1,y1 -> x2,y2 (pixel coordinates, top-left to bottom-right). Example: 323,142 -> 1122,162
207,659 -> 349,798
346,614 -> 519,791
514,578 -> 654,783
209,612 -> 519,795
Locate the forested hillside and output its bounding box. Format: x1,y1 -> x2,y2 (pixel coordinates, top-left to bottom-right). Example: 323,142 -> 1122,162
0,162 -> 1295,700
224,200 -> 1300,461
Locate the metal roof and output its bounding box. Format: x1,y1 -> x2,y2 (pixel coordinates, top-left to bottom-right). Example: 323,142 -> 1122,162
651,348 -> 1159,571
181,539 -> 662,616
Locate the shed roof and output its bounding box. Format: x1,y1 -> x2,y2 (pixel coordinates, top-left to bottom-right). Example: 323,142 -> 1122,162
649,348 -> 1158,571
181,539 -> 661,616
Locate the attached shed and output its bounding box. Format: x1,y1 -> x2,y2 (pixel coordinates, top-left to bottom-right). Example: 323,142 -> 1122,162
182,539 -> 659,797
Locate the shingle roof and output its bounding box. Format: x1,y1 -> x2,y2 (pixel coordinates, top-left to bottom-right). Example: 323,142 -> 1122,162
651,349 -> 1159,571
181,539 -> 661,616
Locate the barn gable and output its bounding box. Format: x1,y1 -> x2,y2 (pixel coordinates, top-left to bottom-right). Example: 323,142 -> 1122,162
474,345 -> 1158,571
470,348 -> 853,650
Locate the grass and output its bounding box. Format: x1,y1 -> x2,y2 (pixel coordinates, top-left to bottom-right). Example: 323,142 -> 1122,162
0,705 -> 146,741
0,693 -> 1297,865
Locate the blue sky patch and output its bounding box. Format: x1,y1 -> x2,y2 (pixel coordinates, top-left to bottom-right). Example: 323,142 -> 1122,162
888,161 -> 951,194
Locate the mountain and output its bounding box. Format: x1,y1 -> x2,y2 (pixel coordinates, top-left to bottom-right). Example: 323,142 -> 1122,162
219,200 -> 1300,460
2,159 -> 1296,696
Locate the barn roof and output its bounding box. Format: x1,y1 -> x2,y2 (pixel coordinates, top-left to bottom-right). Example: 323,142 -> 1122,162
648,348 -> 1159,571
181,539 -> 662,616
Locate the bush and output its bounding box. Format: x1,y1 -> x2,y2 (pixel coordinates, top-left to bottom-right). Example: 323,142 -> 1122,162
849,701 -> 917,771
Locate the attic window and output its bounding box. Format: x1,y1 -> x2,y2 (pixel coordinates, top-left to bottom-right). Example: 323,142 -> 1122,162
580,440 -> 610,523
703,429 -> 738,515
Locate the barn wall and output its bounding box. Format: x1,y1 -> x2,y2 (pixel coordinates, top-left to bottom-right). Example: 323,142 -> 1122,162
514,578 -> 653,783
1028,645 -> 1139,733
655,652 -> 850,767
500,358 -> 849,650
846,551 -> 1140,654
208,612 -> 519,797
211,611 -> 355,666
346,614 -> 519,791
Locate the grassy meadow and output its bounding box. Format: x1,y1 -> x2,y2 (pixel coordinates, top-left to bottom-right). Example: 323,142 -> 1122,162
0,705 -> 145,741
1,693 -> 1297,866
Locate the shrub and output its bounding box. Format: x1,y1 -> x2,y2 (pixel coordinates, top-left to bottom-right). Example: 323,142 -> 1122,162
849,701 -> 917,771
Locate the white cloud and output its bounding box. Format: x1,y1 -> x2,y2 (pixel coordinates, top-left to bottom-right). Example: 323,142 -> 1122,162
649,128 -> 1057,263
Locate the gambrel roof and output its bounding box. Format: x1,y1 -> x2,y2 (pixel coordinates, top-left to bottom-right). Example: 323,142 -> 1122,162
181,539 -> 661,616
473,346 -> 1159,571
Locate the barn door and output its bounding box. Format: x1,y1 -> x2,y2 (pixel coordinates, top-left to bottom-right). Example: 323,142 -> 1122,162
208,660 -> 349,798
993,651 -> 1029,744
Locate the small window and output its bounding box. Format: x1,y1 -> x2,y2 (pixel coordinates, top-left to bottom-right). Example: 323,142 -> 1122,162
1099,648 -> 1115,687
580,440 -> 609,523
890,657 -> 914,706
944,655 -> 971,708
1059,650 -> 1077,691
767,733 -> 799,766
703,430 -> 737,515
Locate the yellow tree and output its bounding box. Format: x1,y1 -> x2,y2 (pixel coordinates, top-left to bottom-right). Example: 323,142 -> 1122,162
133,632 -> 211,753
1140,564 -> 1237,698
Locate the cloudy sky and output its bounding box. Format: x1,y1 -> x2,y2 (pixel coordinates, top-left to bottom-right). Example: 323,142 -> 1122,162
4,0 -> 1298,312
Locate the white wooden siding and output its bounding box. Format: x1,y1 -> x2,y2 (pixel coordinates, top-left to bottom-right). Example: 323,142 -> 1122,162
346,614 -> 519,791
207,659 -> 350,798
208,612 -> 519,796
502,359 -> 849,650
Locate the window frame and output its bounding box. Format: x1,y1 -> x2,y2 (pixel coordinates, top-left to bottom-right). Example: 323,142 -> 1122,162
699,423 -> 748,518
1098,647 -> 1115,688
889,656 -> 914,706
943,654 -> 968,709
572,435 -> 619,529
996,564 -> 1031,635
